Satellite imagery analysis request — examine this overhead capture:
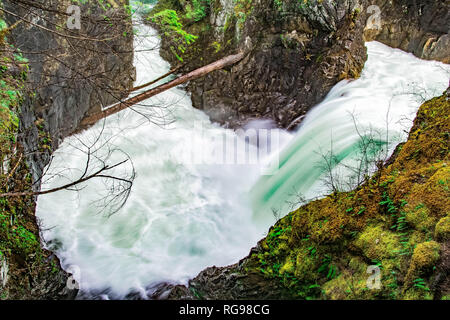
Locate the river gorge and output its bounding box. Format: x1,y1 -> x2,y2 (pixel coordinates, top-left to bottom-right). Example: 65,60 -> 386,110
0,0 -> 449,301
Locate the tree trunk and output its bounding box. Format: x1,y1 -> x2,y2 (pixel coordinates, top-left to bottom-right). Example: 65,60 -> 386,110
79,52 -> 245,130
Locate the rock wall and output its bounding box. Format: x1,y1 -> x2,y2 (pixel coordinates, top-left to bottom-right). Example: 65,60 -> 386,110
365,0 -> 450,63
152,0 -> 449,129
1,0 -> 135,299
4,0 -> 136,183
154,0 -> 368,128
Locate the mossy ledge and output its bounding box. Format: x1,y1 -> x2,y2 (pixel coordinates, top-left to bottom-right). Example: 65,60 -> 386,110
153,89 -> 450,300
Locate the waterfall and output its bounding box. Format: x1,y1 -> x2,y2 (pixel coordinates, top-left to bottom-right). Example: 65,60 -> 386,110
35,20 -> 449,298
251,41 -> 450,227
36,23 -> 266,299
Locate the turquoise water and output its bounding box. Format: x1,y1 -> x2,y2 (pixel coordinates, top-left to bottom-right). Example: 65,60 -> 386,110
36,22 -> 449,298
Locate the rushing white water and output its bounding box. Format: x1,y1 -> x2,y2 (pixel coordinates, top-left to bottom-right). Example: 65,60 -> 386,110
36,24 -> 279,298
36,19 -> 449,298
251,42 -> 450,226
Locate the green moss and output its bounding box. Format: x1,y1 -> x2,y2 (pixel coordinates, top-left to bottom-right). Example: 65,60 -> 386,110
403,286 -> 433,300
434,216 -> 450,241
279,258 -> 295,275
322,272 -> 372,300
409,241 -> 440,271
405,203 -> 435,232
211,41 -> 221,53
294,247 -> 320,282
149,9 -> 198,61
233,0 -> 253,29
348,257 -> 367,273
184,0 -> 211,22
0,212 -> 41,257
403,241 -> 440,294
354,224 -> 402,261
244,90 -> 450,300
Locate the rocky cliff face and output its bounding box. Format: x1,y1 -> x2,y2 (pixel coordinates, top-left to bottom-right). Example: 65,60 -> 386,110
151,0 -> 449,129
365,0 -> 450,63
153,0 -> 368,128
4,0 -> 136,183
0,0 -> 135,299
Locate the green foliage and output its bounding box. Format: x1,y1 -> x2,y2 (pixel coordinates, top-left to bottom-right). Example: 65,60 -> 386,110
0,14 -> 30,254
150,9 -> 198,61
317,254 -> 337,280
233,0 -> 253,28
0,212 -> 40,257
0,19 -> 7,31
379,191 -> 397,216
435,216 -> 450,241
185,0 -> 211,22
274,0 -> 283,11
0,44 -> 27,157
413,278 -> 429,291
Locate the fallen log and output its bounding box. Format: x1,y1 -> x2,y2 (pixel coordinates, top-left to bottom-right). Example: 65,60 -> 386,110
80,52 -> 245,129
129,63 -> 185,93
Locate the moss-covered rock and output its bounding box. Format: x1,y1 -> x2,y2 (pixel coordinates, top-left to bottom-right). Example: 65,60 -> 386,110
405,204 -> 435,232
435,217 -> 450,242
354,225 -> 402,261
410,241 -> 440,271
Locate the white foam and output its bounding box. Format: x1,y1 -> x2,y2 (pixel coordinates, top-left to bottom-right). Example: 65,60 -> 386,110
36,23 -> 449,298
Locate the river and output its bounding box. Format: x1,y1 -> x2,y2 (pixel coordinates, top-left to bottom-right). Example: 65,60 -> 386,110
36,15 -> 449,299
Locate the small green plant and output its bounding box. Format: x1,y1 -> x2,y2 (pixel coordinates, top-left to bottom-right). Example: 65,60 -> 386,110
274,0 -> 283,11
211,41 -> 221,53
185,0 -> 211,22
150,9 -> 198,61
357,206 -> 366,215
308,245 -> 317,257
413,278 -> 430,291
233,0 -> 253,29
379,192 -> 399,223
318,254 -> 337,279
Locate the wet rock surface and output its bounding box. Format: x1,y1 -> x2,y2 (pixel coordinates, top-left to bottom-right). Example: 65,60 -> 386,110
5,0 -> 135,183
150,242 -> 294,300
365,0 -> 450,63
153,0 -> 449,129
154,0 -> 368,129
